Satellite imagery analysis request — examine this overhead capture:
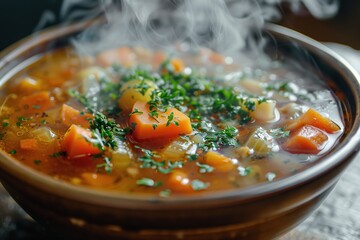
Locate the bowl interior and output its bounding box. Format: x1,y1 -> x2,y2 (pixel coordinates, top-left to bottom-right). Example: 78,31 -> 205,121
0,22 -> 359,209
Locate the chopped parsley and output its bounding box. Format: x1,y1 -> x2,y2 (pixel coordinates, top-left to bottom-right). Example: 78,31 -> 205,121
9,149 -> 16,155
191,179 -> 209,191
129,108 -> 143,116
34,160 -> 42,165
136,178 -> 162,187
270,127 -> 290,139
159,189 -> 171,198
136,146 -> 183,174
49,151 -> 67,158
89,112 -> 130,150
238,166 -> 252,176
196,162 -> 214,173
166,112 -> 179,126
199,126 -> 238,151
96,157 -> 113,173
187,154 -> 198,161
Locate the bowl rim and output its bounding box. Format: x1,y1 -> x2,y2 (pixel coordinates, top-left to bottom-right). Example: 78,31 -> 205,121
1,21 -> 360,209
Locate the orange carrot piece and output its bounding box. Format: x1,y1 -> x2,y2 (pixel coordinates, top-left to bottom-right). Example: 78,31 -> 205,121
19,91 -> 54,112
60,104 -> 93,128
96,47 -> 133,67
62,124 -> 102,159
81,173 -> 116,187
19,139 -> 38,150
204,151 -> 235,172
282,125 -> 328,154
129,101 -> 192,140
287,108 -> 340,133
167,170 -> 193,193
171,58 -> 184,73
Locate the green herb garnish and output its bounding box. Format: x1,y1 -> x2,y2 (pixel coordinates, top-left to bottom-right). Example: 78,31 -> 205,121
270,127 -> 290,139
34,160 -> 42,165
49,151 -> 67,158
196,162 -> 214,173
191,180 -> 209,191
136,178 -> 162,187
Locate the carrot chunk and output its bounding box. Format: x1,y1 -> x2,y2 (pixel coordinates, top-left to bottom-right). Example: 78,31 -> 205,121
167,170 -> 193,193
287,108 -> 340,133
60,104 -> 93,128
204,151 -> 235,172
170,58 -> 184,73
282,125 -> 328,154
62,125 -> 102,159
129,101 -> 192,140
81,173 -> 116,187
19,139 -> 38,150
19,91 -> 54,112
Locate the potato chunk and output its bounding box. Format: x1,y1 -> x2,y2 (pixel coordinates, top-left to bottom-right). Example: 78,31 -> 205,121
250,98 -> 277,122
118,79 -> 157,112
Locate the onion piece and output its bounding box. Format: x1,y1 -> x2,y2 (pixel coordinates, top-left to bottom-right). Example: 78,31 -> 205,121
245,127 -> 278,157
30,127 -> 56,143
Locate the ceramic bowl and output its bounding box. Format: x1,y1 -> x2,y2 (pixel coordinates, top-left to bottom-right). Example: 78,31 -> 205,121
0,21 -> 359,240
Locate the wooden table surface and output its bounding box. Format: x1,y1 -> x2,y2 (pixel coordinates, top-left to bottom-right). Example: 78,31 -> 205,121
0,44 -> 359,240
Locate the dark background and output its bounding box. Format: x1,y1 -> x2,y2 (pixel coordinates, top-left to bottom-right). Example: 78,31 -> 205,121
0,0 -> 63,51
0,0 -> 360,51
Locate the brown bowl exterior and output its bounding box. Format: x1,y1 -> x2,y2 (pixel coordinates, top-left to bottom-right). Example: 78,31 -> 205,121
1,151 -> 356,240
0,22 -> 359,240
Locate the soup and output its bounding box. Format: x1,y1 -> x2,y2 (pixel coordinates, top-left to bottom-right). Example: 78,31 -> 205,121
0,46 -> 343,196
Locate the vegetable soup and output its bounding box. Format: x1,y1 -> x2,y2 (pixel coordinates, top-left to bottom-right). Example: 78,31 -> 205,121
0,46 -> 343,196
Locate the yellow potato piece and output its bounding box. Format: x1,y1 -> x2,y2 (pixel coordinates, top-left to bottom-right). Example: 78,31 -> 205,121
118,79 -> 157,112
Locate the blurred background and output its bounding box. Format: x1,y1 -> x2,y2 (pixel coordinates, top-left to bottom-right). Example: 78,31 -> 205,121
0,0 -> 359,51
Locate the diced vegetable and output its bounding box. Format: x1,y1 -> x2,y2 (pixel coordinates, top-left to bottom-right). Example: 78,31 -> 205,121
60,104 -> 92,128
111,143 -> 133,172
129,101 -> 192,140
287,108 -> 340,133
249,98 -> 277,122
170,58 -> 184,73
81,173 -> 116,187
30,127 -> 56,143
96,47 -> 134,67
167,170 -> 193,193
19,91 -> 54,112
19,139 -> 38,150
204,151 -> 235,172
118,79 -> 157,112
160,138 -> 193,161
62,124 -> 102,159
246,127 -> 276,156
77,67 -> 110,97
282,125 -> 328,154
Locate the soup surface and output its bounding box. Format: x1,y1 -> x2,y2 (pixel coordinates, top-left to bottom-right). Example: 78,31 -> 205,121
0,46 -> 343,196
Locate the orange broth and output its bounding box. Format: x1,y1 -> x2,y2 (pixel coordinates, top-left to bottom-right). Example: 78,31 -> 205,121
0,47 -> 344,196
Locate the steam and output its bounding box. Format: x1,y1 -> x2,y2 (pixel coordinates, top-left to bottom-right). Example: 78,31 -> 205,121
36,0 -> 340,56
72,0 -> 267,55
